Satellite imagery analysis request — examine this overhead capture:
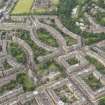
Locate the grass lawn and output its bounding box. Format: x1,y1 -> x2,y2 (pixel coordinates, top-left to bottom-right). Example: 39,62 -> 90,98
3,60 -> 12,70
37,29 -> 58,47
99,96 -> 105,105
12,0 -> 33,14
54,85 -> 77,104
36,60 -> 66,85
64,35 -> 77,46
37,59 -> 65,78
32,8 -> 48,14
0,72 -> 35,95
52,0 -> 59,6
9,42 -> 26,64
37,60 -> 60,76
67,57 -> 79,65
85,55 -> 105,75
83,74 -> 103,91
17,73 -> 35,91
95,12 -> 105,26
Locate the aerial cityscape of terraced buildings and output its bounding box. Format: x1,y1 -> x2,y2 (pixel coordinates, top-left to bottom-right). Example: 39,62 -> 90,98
0,0 -> 105,105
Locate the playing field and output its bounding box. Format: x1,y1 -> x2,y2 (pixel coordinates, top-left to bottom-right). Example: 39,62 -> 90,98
12,0 -> 33,14
52,0 -> 59,5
